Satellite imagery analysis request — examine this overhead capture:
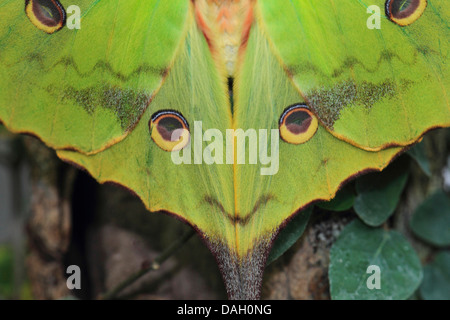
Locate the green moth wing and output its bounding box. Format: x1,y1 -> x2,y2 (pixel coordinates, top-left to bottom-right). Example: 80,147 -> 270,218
258,0 -> 449,151
0,0 -> 189,154
58,15 -> 237,249
231,20 -> 403,257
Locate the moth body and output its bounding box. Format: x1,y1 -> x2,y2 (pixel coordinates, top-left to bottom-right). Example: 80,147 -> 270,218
194,0 -> 254,77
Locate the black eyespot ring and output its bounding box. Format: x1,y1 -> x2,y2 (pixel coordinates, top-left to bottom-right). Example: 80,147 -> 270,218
25,0 -> 66,33
150,110 -> 190,151
279,104 -> 318,144
385,0 -> 427,26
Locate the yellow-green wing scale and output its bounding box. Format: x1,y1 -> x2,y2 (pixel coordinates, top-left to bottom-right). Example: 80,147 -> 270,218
0,0 -> 189,154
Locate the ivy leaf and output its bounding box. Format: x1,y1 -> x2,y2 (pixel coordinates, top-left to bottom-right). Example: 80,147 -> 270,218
420,251 -> 450,300
266,206 -> 313,265
0,245 -> 13,299
329,220 -> 422,300
317,184 -> 355,212
354,159 -> 409,226
410,190 -> 450,247
0,124 -> 14,138
407,141 -> 431,177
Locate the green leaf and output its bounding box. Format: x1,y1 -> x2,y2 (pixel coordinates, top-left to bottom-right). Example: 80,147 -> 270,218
0,245 -> 14,299
420,251 -> 450,300
266,206 -> 312,265
410,190 -> 450,247
0,124 -> 13,138
407,142 -> 431,177
329,220 -> 423,300
354,159 -> 409,226
317,184 -> 355,212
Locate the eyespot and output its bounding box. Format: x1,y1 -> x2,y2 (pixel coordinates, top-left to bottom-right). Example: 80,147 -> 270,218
150,110 -> 190,152
25,0 -> 66,34
385,0 -> 427,26
279,105 -> 318,145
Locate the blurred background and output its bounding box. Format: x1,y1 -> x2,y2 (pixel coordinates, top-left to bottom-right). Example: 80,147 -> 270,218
0,125 -> 228,300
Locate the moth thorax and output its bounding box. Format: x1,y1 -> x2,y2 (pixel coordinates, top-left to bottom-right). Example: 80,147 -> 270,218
194,0 -> 254,77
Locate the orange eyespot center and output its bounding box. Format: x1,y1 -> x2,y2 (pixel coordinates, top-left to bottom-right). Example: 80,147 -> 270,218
150,111 -> 190,152
279,105 -> 318,145
385,0 -> 427,26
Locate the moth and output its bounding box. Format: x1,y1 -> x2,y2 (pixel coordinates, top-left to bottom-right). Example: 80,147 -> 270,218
0,0 -> 448,299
